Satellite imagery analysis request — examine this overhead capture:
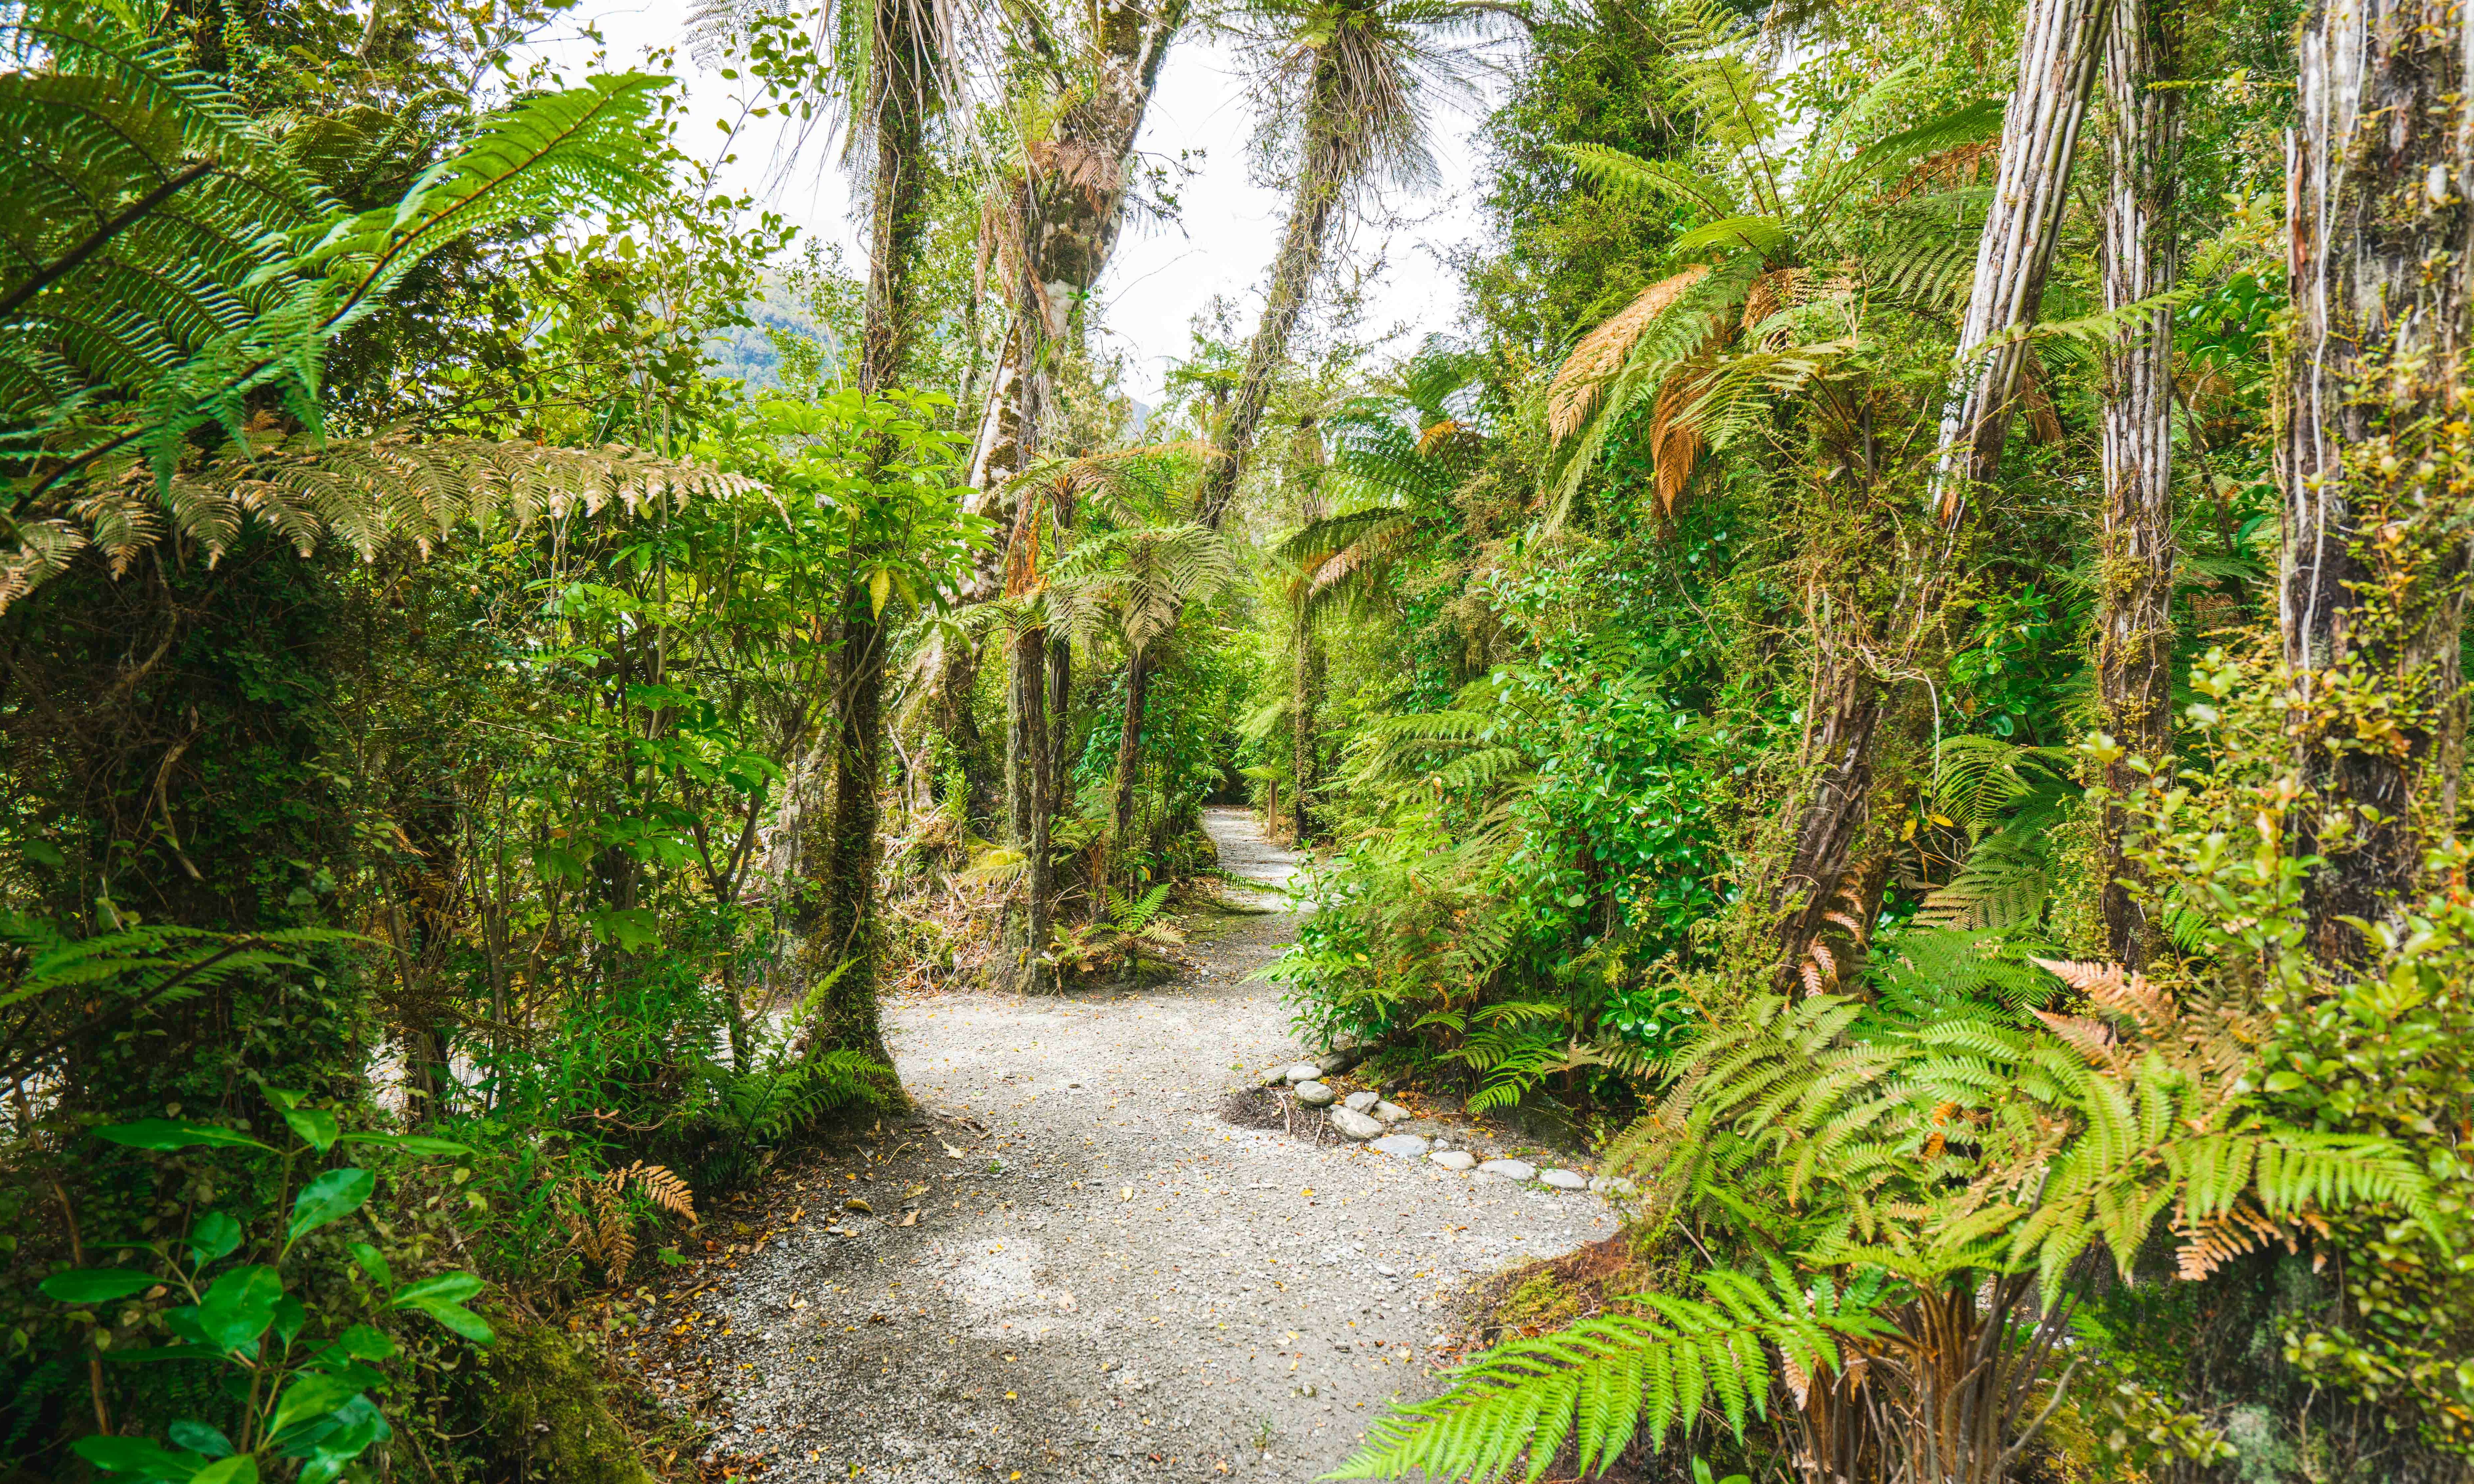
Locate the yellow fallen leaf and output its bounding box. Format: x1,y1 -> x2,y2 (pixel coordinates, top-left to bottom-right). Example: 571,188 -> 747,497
943,1144 -> 967,1159
1120,1187 -> 1132,1201
844,1198 -> 873,1215
900,1209 -> 919,1227
1005,1392 -> 1017,1400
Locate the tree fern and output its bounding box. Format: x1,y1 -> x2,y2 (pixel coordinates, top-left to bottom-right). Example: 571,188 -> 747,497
4,1 -> 676,602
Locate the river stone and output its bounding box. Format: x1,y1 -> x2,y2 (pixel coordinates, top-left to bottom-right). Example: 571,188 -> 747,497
1343,1090 -> 1380,1113
1329,1108 -> 1384,1141
1429,1150 -> 1476,1172
1370,1134 -> 1429,1157
1374,1101 -> 1411,1124
1476,1158 -> 1536,1181
1293,1080 -> 1336,1107
1282,1062 -> 1323,1084
1540,1168 -> 1589,1191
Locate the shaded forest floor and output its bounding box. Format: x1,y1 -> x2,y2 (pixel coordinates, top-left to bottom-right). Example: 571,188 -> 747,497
619,809 -> 1617,1482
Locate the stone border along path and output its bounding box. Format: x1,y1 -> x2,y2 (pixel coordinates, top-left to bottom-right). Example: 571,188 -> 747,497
632,807 -> 1622,1482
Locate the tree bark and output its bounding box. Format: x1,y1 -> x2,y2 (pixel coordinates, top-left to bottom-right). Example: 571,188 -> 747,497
1000,615 -> 1053,990
807,6 -> 934,1066
1930,0 -> 2114,521
1291,608 -> 1323,844
1110,651 -> 1151,879
1193,164 -> 1345,529
1771,640 -> 1889,991
2093,0 -> 2183,967
2283,0 -> 2474,960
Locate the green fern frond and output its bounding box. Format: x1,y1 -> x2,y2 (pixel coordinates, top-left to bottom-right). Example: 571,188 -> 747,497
1331,1266 -> 1887,1483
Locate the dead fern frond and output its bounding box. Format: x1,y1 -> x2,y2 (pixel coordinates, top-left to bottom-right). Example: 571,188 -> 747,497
565,1160 -> 698,1288
1546,266 -> 1711,442
2173,1201 -> 2328,1280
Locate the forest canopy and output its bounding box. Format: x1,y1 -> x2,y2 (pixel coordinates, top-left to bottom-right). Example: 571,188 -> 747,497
4,0 -> 2470,1480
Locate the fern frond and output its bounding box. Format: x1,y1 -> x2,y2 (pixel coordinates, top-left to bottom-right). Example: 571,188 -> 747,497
1331,1267 -> 1887,1483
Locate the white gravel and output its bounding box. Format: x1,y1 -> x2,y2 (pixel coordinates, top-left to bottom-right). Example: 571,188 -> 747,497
670,807 -> 1615,1482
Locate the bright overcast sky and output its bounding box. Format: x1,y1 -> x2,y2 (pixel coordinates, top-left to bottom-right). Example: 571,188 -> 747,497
530,5 -> 1504,400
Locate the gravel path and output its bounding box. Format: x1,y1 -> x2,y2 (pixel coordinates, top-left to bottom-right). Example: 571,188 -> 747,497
657,808 -> 1615,1482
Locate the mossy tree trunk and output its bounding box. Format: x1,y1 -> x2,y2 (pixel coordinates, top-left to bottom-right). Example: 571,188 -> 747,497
2093,0 -> 2183,967
805,7 -> 934,1067
2283,0 -> 2474,961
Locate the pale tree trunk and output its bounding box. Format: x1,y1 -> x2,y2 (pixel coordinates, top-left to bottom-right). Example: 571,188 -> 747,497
2093,0 -> 2182,966
939,1 -> 1188,845
806,8 -> 935,1067
1930,0 -> 2114,519
1193,163 -> 1345,528
1776,0 -> 2110,986
2284,0 -> 2474,961
1291,616 -> 1323,844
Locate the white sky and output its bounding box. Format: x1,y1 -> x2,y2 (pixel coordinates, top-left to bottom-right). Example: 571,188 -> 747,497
530,5 -> 1504,400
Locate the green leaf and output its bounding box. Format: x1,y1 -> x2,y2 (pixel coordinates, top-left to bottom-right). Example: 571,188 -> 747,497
40,1269 -> 154,1304
280,1107 -> 340,1153
391,1272 -> 484,1306
190,1212 -> 243,1265
190,1456 -> 258,1484
287,1168 -> 375,1244
399,1297 -> 494,1343
348,1243 -> 393,1288
194,1265 -> 283,1355
391,1272 -> 493,1343
165,1422 -> 234,1458
2264,1070 -> 2304,1092
97,1120 -> 274,1152
337,1132 -> 472,1156
269,1372 -> 363,1440
70,1436 -> 204,1480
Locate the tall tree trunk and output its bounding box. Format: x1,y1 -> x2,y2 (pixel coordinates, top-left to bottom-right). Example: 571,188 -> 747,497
1001,615 -> 1053,989
2284,0 -> 2474,960
1930,0 -> 2114,520
2093,0 -> 2183,967
1771,634 -> 1890,991
1110,651 -> 1151,877
1291,616 -> 1323,844
1193,156 -> 1346,528
939,1 -> 1189,829
807,9 -> 934,1066
1775,0 -> 2109,986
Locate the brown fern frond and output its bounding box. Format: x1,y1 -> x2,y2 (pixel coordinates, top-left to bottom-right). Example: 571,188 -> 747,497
2032,1009 -> 2120,1067
1546,266 -> 1711,443
2173,1200 -> 2311,1281
618,1161 -> 699,1226
1646,366 -> 1713,515
1880,139 -> 1999,203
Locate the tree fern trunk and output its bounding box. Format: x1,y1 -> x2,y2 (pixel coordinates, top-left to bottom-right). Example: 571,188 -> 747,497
2094,0 -> 2183,967
2283,0 -> 2474,960
1929,0 -> 2113,520
1771,643 -> 1887,991
1194,172 -> 1344,529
